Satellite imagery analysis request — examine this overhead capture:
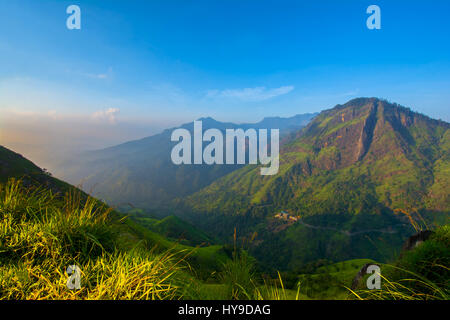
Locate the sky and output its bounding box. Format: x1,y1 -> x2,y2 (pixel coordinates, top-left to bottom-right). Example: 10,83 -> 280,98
0,0 -> 450,168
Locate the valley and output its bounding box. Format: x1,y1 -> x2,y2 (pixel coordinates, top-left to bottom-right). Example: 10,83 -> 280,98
1,97 -> 448,300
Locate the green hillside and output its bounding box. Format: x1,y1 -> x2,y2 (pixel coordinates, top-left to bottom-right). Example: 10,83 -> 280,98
128,212 -> 215,246
0,146 -> 71,190
180,98 -> 450,269
0,146 -> 310,300
296,259 -> 377,299
1,115 -> 448,300
0,146 -> 41,181
0,146 -> 230,298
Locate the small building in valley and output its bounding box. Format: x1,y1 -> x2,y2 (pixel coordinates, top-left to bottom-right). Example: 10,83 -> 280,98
274,211 -> 299,222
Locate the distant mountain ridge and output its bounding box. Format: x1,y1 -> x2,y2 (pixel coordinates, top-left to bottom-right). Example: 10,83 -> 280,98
55,113 -> 317,211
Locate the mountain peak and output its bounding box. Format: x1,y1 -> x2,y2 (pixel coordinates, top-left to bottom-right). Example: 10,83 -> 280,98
345,97 -> 379,106
197,116 -> 216,122
331,97 -> 380,111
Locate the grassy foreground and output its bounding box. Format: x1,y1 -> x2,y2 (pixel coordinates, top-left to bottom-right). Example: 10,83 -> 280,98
0,178 -> 448,300
0,179 -> 294,300
0,179 -> 189,299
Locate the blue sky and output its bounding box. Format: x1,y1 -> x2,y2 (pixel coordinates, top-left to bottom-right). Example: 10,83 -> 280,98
1,0 -> 450,121
0,0 -> 450,166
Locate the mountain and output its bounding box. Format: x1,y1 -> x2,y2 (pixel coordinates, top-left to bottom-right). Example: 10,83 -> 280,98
0,146 -> 48,182
0,145 -> 77,195
1,111 -> 448,299
179,98 -> 450,270
0,145 -> 216,248
54,113 -> 317,212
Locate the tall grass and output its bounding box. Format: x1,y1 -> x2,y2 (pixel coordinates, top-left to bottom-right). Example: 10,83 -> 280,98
254,272 -> 301,300
0,179 -> 184,300
217,228 -> 300,300
348,264 -> 449,300
348,225 -> 449,300
3,178 -> 445,300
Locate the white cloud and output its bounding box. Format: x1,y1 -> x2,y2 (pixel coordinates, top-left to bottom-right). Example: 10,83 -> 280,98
206,85 -> 294,102
81,67 -> 113,80
92,108 -> 120,124
93,73 -> 108,79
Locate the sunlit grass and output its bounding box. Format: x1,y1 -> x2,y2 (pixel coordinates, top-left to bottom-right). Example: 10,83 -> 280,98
0,179 -> 184,300
1,178 -> 447,300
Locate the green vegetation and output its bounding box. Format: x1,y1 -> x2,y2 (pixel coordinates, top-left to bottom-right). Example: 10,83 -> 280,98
0,98 -> 448,300
0,177 -> 233,299
0,147 -> 42,182
291,259 -> 377,299
128,212 -> 214,246
351,226 -> 450,300
0,178 -> 448,300
0,178 -> 301,300
0,179 -> 185,299
182,98 -> 449,270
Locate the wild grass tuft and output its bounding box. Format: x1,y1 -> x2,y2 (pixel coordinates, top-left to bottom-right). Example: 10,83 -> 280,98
0,179 -> 184,300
